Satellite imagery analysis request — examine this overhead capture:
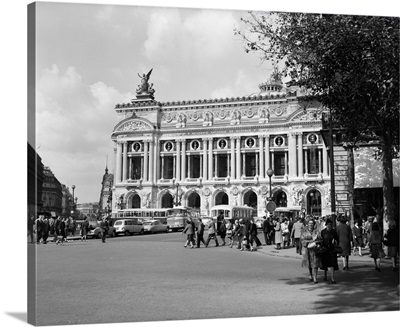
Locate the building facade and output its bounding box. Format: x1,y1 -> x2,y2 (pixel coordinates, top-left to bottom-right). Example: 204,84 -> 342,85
61,184 -> 74,217
110,71 -> 333,218
76,202 -> 100,219
41,166 -> 63,216
27,142 -> 44,218
98,166 -> 114,217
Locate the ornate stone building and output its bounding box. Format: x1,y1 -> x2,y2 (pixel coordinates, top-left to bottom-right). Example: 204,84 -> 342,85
98,165 -> 114,217
110,69 -> 332,218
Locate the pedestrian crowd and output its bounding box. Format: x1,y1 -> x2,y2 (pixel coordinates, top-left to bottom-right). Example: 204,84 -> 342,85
28,215 -> 96,245
181,213 -> 399,284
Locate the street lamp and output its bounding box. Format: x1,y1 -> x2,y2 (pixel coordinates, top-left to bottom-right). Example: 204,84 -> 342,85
266,168 -> 274,201
71,185 -> 75,217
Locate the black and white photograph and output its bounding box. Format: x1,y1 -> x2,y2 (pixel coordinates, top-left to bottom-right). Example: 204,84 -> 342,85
1,1 -> 399,327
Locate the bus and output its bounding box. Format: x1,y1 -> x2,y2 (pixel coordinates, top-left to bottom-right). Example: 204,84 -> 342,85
274,207 -> 301,220
112,208 -> 170,225
166,206 -> 201,232
210,205 -> 256,230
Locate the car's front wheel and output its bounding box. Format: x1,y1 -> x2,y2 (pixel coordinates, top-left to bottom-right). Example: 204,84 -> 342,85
140,229 -> 144,235
112,230 -> 116,238
125,230 -> 130,236
96,232 -> 101,239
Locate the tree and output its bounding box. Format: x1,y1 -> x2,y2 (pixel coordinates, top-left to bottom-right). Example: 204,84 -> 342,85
235,13 -> 399,226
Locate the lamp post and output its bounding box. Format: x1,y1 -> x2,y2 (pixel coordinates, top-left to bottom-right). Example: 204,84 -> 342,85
266,168 -> 274,201
75,197 -> 78,219
71,185 -> 75,218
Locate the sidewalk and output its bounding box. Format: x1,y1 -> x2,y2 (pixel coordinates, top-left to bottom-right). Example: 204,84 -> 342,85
255,243 -> 385,264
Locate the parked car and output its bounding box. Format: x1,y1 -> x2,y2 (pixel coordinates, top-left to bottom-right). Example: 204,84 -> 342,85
114,219 -> 144,236
142,220 -> 169,234
87,222 -> 116,239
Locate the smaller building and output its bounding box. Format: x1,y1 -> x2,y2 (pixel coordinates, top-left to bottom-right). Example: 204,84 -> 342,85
27,142 -> 44,219
76,202 -> 100,219
41,166 -> 63,216
98,166 -> 114,217
61,185 -> 74,217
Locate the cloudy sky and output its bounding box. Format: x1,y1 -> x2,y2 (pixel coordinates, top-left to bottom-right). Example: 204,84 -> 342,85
28,0 -> 400,205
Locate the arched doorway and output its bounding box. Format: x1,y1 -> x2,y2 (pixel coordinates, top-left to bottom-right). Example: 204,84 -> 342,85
161,193 -> 174,208
130,194 -> 141,208
243,190 -> 257,209
215,191 -> 229,205
187,192 -> 201,209
307,189 -> 321,216
275,191 -> 288,208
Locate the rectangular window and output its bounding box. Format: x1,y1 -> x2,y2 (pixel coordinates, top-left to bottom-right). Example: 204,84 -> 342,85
131,157 -> 142,180
245,153 -> 256,177
190,155 -> 201,178
164,156 -> 174,179
274,152 -> 286,176
307,147 -> 320,174
217,154 -> 228,178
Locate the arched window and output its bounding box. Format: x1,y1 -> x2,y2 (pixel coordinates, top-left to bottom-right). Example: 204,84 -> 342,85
187,193 -> 201,209
275,191 -> 287,208
243,190 -> 257,209
161,193 -> 174,208
307,189 -> 321,216
131,194 -> 141,209
215,192 -> 229,205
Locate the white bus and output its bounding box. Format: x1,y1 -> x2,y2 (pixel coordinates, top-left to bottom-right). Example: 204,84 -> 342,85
113,208 -> 170,225
166,206 -> 200,232
210,205 -> 256,229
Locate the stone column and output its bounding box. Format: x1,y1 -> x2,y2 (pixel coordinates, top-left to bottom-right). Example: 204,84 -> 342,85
271,151 -> 275,172
215,154 -> 218,178
236,137 -> 241,179
122,141 -> 128,182
115,142 -> 122,183
149,139 -> 154,183
242,153 -> 246,177
322,143 -> 328,177
143,140 -> 149,182
284,151 -> 288,176
318,148 -> 323,174
289,133 -> 297,178
265,135 -> 270,172
161,155 -> 165,179
230,138 -> 235,179
256,153 -> 259,177
208,138 -> 213,180
298,133 -> 304,177
259,136 -> 264,179
176,140 -> 181,181
200,154 -> 203,179
155,139 -> 160,181
181,139 -> 186,180
140,156 -> 144,179
202,139 -> 208,180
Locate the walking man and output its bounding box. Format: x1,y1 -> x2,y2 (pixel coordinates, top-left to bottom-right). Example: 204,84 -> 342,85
249,219 -> 262,248
205,218 -> 219,247
100,218 -> 108,243
291,217 -> 304,255
196,218 -> 207,248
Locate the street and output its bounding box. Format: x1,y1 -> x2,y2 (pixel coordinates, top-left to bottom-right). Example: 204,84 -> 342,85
33,232 -> 399,326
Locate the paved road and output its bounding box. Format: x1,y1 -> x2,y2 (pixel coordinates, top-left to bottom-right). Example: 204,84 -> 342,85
33,232 -> 399,326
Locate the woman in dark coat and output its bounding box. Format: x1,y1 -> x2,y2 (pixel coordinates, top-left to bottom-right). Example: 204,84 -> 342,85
320,219 -> 339,283
384,221 -> 399,271
336,216 -> 353,270
218,219 -> 227,246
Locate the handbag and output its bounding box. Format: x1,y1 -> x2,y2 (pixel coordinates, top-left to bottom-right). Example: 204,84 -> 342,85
307,241 -> 316,249
314,243 -> 327,254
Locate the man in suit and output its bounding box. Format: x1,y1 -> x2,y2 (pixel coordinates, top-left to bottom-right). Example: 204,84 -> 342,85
291,217 -> 304,255
249,219 -> 262,248
196,218 -> 207,248
262,216 -> 271,245
205,218 -> 219,247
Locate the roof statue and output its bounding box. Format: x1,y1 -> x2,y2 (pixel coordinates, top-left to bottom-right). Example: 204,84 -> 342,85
136,68 -> 155,97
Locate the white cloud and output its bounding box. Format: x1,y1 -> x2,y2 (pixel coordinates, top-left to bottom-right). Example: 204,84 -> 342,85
36,65 -> 128,200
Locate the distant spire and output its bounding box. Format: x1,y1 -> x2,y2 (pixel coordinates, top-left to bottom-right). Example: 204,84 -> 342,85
105,155 -> 109,174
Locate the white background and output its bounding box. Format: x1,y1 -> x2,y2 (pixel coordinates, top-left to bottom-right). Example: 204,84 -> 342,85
1,1 -> 399,327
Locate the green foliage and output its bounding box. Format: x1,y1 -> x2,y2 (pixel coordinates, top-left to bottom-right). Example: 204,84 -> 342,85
235,12 -> 399,157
